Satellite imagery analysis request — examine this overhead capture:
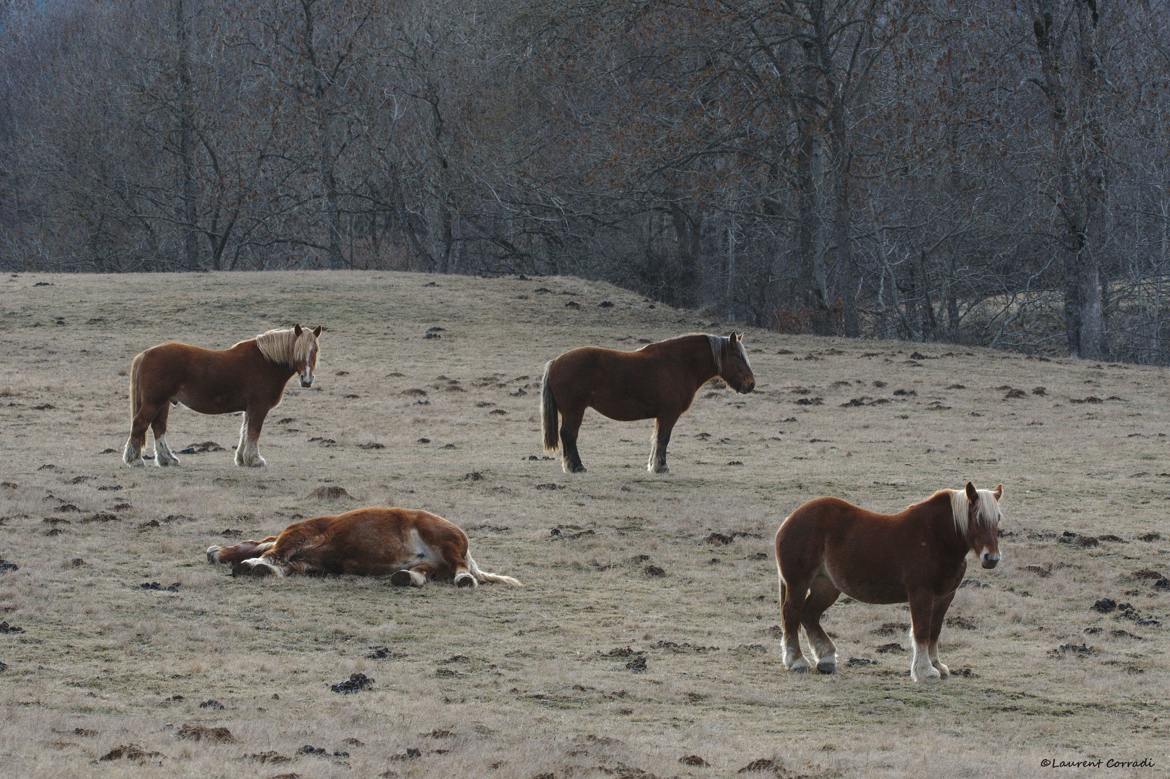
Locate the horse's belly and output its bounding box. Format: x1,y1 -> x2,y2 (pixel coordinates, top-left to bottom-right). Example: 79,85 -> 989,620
174,389 -> 242,415
825,562 -> 907,604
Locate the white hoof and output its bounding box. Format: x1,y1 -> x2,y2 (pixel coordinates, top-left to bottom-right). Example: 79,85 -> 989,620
648,462 -> 669,474
155,453 -> 180,467
788,657 -> 810,673
933,661 -> 950,678
454,572 -> 478,588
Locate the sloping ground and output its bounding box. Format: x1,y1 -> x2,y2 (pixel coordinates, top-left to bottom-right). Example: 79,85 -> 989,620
0,270 -> 1167,777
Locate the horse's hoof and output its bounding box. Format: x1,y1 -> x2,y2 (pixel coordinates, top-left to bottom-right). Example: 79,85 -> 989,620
912,668 -> 942,683
390,570 -> 415,587
934,663 -> 950,678
649,464 -> 669,474
454,573 -> 477,588
788,658 -> 810,673
816,658 -> 837,674
206,546 -> 222,564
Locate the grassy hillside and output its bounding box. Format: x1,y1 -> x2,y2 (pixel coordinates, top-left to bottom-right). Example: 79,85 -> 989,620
0,271 -> 1167,777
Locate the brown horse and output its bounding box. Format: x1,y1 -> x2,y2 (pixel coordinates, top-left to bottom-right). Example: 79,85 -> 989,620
206,507 -> 522,587
774,482 -> 1004,681
122,325 -> 323,468
540,333 -> 755,473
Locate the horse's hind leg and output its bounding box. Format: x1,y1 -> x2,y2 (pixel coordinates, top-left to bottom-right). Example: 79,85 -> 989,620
559,408 -> 586,473
801,574 -> 841,673
779,575 -> 812,673
151,403 -> 180,467
207,536 -> 277,565
391,562 -> 437,587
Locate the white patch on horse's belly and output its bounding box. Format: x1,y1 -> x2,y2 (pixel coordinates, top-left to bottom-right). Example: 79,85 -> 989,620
408,528 -> 436,563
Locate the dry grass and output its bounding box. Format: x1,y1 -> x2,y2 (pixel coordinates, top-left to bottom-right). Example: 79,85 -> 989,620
0,270 -> 1168,778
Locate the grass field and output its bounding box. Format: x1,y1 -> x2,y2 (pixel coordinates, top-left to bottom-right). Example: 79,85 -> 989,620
1,270 -> 1167,778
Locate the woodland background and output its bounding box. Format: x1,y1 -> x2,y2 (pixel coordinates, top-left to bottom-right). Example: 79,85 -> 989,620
3,1 -> 1170,362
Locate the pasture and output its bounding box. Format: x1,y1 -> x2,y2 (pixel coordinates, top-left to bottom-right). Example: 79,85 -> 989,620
0,271 -> 1167,777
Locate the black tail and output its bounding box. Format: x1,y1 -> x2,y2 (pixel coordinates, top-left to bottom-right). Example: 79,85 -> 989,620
541,360 -> 559,452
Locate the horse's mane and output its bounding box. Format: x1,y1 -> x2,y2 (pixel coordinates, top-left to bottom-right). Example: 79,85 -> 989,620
946,488 -> 1000,537
252,328 -> 313,367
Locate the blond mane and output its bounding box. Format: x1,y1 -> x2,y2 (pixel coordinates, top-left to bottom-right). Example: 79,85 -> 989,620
948,487 -> 1001,537
252,328 -> 314,367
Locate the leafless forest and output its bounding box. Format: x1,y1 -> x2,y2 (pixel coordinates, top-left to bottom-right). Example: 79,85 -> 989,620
3,1 -> 1170,361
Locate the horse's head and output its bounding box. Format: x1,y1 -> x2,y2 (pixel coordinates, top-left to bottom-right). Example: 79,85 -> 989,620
293,324 -> 323,388
717,332 -> 755,393
962,481 -> 1004,569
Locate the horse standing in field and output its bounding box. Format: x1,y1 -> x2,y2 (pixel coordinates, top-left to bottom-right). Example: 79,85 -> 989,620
206,507 -> 522,587
122,325 -> 323,468
540,333 -> 756,473
774,482 -> 1004,681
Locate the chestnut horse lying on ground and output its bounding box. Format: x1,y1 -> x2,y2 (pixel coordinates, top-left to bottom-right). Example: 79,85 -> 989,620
774,482 -> 1004,681
540,333 -> 755,473
207,507 -> 522,587
123,325 -> 322,468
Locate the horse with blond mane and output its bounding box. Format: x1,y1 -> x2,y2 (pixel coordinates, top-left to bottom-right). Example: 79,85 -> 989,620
540,333 -> 756,473
774,482 -> 1004,681
122,325 -> 323,468
206,506 -> 522,587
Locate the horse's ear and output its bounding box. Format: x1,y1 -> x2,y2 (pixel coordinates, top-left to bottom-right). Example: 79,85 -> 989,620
727,331 -> 738,343
993,483 -> 1004,501
312,325 -> 322,337
294,323 -> 303,336
965,481 -> 978,502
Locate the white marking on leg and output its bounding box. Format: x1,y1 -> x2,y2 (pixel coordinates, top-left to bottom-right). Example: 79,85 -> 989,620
782,636 -> 808,672
242,557 -> 284,577
454,571 -> 477,588
811,634 -> 837,673
407,569 -> 426,586
123,438 -> 145,467
154,435 -> 180,467
910,633 -> 940,682
256,541 -> 275,553
929,641 -> 950,678
234,414 -> 248,466
206,545 -> 223,563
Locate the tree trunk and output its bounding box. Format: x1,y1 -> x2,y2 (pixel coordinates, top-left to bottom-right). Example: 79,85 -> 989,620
795,42 -> 831,335
1032,0 -> 1106,358
302,0 -> 344,269
175,0 -> 199,271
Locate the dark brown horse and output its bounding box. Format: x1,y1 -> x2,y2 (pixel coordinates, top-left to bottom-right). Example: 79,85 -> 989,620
207,507 -> 522,587
123,325 -> 322,468
774,482 -> 1004,681
540,333 -> 755,473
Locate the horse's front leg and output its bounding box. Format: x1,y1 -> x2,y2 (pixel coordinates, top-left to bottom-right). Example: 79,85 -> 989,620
908,591 -> 942,682
929,591 -> 956,678
234,407 -> 269,467
647,415 -> 677,474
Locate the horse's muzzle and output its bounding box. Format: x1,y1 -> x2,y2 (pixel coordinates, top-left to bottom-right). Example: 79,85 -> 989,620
300,378 -> 313,388
739,381 -> 756,394
980,553 -> 1000,569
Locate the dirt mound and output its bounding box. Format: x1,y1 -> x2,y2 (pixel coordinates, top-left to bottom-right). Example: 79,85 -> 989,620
307,485 -> 353,501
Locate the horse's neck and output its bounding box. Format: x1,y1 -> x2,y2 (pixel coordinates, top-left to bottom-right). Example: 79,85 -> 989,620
668,335 -> 718,385
247,341 -> 297,381
907,498 -> 970,559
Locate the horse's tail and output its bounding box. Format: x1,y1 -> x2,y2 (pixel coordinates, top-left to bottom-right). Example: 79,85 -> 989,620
467,551 -> 522,587
540,360 -> 559,452
128,351 -> 144,425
